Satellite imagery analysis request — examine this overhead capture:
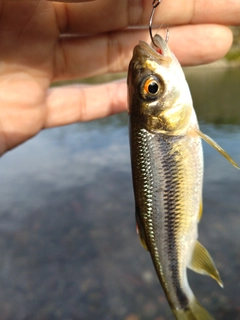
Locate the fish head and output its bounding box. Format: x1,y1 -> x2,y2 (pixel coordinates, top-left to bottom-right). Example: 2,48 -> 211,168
127,34 -> 194,135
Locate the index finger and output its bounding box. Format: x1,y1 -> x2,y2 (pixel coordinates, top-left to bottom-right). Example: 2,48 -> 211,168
54,0 -> 240,34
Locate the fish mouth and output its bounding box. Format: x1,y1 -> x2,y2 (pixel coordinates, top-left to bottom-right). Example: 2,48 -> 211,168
137,34 -> 172,63
152,34 -> 171,55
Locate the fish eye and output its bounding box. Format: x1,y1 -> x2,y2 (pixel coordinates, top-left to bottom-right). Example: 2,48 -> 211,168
140,75 -> 163,100
147,81 -> 159,94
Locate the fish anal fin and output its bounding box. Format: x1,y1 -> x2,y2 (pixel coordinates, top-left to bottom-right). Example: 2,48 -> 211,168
188,240 -> 223,288
195,128 -> 240,169
173,298 -> 214,320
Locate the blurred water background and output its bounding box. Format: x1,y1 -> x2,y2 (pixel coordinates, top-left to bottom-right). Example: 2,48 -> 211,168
0,66 -> 240,320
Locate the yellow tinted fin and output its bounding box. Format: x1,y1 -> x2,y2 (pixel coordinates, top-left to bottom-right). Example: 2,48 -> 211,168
135,210 -> 148,250
188,240 -> 223,288
136,223 -> 148,250
195,128 -> 240,169
198,201 -> 202,222
173,298 -> 214,320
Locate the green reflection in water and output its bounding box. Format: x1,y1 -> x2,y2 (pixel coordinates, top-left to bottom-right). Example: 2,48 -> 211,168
185,67 -> 240,125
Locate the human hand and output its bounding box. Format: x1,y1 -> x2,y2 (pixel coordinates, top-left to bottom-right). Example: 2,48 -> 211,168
0,0 -> 239,155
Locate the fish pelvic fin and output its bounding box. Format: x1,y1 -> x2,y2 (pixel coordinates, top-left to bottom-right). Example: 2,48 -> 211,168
198,200 -> 202,222
188,240 -> 223,288
173,298 -> 214,320
136,223 -> 148,250
195,128 -> 240,169
135,208 -> 148,250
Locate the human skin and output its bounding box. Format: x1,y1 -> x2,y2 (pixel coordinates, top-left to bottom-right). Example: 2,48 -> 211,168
0,0 -> 239,155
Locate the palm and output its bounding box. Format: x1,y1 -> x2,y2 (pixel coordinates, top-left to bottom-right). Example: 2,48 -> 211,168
0,1 -> 60,153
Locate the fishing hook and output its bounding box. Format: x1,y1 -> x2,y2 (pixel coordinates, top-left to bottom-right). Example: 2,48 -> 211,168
149,0 -> 161,47
149,0 -> 169,47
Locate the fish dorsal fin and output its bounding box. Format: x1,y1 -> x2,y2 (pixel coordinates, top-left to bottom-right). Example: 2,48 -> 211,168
135,209 -> 148,250
195,128 -> 240,169
188,240 -> 223,288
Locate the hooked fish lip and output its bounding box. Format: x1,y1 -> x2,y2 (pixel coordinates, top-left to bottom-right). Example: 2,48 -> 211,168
136,34 -> 172,63
138,40 -> 164,59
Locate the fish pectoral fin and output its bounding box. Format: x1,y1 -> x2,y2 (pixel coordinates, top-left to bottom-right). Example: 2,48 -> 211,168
195,128 -> 240,169
135,209 -> 148,251
188,240 -> 223,288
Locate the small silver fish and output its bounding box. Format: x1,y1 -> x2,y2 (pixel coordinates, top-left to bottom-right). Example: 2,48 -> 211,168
128,34 -> 238,320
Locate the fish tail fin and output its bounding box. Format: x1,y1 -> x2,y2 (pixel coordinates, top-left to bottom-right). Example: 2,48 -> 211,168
173,298 -> 214,320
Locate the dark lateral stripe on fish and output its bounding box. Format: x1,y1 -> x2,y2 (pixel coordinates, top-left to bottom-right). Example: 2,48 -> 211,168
158,135 -> 189,309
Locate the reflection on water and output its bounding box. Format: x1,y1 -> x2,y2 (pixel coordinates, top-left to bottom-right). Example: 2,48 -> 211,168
0,68 -> 240,320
